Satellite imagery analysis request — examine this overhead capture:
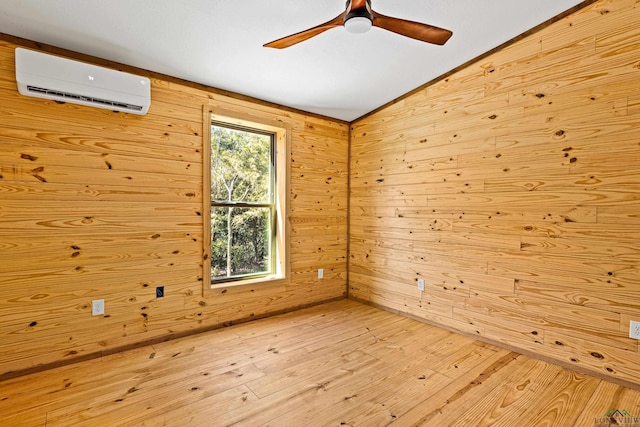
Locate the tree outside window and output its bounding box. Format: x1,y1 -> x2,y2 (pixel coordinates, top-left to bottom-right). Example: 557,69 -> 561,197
210,123 -> 275,281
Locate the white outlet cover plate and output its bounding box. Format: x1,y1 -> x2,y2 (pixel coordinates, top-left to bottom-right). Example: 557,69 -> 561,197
92,299 -> 105,316
630,320 -> 640,340
417,279 -> 425,292
318,268 -> 324,279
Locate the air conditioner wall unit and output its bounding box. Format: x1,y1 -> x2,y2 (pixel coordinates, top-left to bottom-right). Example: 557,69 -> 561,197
15,48 -> 151,115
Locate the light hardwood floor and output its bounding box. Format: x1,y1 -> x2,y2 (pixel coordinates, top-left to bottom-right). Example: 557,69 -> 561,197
1,299 -> 640,426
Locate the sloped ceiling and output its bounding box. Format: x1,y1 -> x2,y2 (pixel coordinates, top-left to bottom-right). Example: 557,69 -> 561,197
0,0 -> 588,121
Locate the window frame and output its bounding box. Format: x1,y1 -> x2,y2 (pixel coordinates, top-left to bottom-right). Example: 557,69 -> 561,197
210,121 -> 276,282
202,108 -> 289,291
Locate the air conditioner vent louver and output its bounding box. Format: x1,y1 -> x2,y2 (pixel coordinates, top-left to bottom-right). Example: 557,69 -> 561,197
26,85 -> 144,112
15,48 -> 150,115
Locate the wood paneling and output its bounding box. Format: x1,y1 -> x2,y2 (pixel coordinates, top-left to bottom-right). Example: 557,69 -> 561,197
349,0 -> 640,386
0,37 -> 348,376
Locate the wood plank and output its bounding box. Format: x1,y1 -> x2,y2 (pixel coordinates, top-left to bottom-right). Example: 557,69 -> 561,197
0,159 -> 201,188
442,359 -> 564,426
516,279 -> 640,317
598,202 -> 640,225
378,349 -> 520,425
573,380 -> 640,426
519,235 -> 640,262
496,114 -> 640,151
0,181 -> 201,203
460,369 -> 600,427
0,90 -> 203,151
46,363 -> 265,426
464,287 -> 631,352
540,0 -> 636,52
0,139 -> 201,176
427,189 -> 639,210
134,385 -> 258,427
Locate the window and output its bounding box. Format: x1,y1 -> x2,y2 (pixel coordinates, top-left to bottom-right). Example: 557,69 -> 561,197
204,113 -> 288,288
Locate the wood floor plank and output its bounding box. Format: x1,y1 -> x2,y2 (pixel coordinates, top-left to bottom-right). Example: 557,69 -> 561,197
224,351 -> 382,426
0,345 -> 158,422
423,340 -> 503,379
573,380 -> 640,426
449,360 -> 564,426
46,363 -> 265,426
140,385 -> 258,426
380,350 -> 521,426
302,360 -> 452,427
0,299 -> 638,426
503,369 -> 601,427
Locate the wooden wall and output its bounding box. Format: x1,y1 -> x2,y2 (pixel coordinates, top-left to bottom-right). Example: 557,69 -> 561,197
0,37 -> 348,376
349,0 -> 640,386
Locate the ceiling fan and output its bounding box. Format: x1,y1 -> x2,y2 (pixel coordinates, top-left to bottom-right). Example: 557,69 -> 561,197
264,0 -> 453,49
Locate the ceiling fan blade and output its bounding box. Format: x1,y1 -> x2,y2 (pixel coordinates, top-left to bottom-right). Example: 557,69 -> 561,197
372,11 -> 453,45
264,12 -> 346,49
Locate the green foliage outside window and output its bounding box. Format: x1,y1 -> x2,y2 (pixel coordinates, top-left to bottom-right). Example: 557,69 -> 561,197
210,124 -> 274,281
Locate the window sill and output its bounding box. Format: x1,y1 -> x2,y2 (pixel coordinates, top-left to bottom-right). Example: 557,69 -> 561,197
208,274 -> 287,290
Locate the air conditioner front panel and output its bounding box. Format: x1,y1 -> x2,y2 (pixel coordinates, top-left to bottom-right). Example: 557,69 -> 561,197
15,48 -> 150,115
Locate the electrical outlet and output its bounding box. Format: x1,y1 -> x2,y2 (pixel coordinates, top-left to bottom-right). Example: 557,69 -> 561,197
92,299 -> 104,316
318,268 -> 324,279
630,320 -> 640,340
417,278 -> 425,292
156,286 -> 164,298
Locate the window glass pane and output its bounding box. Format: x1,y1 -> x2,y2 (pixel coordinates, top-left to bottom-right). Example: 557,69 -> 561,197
210,125 -> 272,204
210,207 -> 272,280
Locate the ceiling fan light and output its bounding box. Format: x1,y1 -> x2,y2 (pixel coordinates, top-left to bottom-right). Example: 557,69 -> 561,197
344,16 -> 372,34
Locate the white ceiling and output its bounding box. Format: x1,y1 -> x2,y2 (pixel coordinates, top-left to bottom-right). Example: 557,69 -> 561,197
0,0 -> 586,122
